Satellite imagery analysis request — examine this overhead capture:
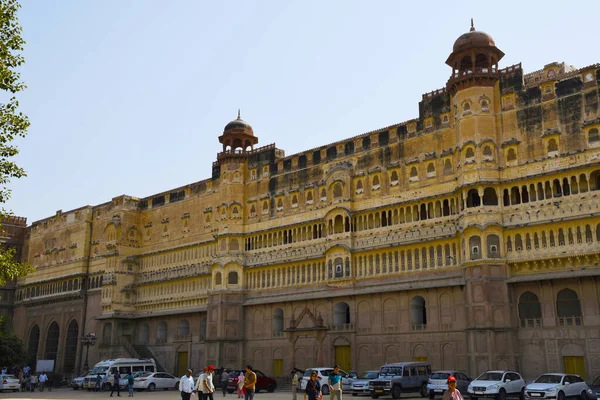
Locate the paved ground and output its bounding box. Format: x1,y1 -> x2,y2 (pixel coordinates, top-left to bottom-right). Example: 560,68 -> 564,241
0,388 -> 424,400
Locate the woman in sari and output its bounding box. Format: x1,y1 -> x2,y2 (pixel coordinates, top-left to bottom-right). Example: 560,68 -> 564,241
237,372 -> 245,399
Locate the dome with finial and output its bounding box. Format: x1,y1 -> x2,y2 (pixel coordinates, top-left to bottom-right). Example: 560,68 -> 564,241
452,18 -> 496,53
223,110 -> 254,135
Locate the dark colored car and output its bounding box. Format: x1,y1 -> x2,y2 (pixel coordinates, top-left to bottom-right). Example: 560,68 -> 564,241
587,376 -> 600,400
226,370 -> 277,393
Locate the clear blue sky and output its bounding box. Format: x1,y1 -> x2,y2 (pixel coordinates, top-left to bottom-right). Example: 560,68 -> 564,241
8,0 -> 599,223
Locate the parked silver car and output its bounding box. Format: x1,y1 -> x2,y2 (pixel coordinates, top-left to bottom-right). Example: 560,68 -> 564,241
427,371 -> 471,399
525,373 -> 590,400
351,371 -> 380,396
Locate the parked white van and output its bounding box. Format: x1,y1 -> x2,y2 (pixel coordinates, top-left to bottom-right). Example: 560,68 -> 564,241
83,358 -> 157,391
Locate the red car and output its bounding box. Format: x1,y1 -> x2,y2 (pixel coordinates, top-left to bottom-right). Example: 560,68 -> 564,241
227,370 -> 277,393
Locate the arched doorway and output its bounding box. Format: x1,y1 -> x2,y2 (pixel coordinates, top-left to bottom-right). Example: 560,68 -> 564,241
333,337 -> 352,372
45,322 -> 60,361
63,320 -> 79,373
28,325 -> 40,366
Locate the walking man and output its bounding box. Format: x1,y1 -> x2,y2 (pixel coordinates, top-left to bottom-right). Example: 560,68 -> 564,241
39,372 -> 48,392
180,369 -> 195,400
203,365 -> 216,400
291,371 -> 299,400
110,370 -> 121,397
30,373 -> 38,392
244,365 -> 257,400
328,365 -> 342,400
221,369 -> 229,397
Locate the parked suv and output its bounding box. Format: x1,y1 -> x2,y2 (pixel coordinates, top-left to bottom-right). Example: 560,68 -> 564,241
226,370 -> 277,393
368,362 -> 432,399
467,371 -> 526,400
427,371 -> 471,399
524,373 -> 590,400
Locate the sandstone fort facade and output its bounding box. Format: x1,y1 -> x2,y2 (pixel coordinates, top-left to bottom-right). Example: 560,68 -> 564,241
11,24 -> 600,381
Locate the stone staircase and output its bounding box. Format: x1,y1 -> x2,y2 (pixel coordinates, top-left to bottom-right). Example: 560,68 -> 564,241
132,344 -> 167,372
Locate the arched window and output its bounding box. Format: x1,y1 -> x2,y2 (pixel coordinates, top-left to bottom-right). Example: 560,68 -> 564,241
465,148 -> 475,160
483,145 -> 493,158
228,271 -> 238,285
507,148 -> 517,162
463,102 -> 471,115
480,99 -> 490,112
177,320 -> 190,337
291,195 -> 298,208
306,191 -> 313,204
356,180 -> 364,193
487,234 -> 500,258
200,318 -> 207,339
102,322 -> 112,344
273,308 -> 284,334
333,302 -> 350,325
27,325 -> 40,364
63,320 -> 79,373
333,215 -> 344,234
215,272 -> 222,285
556,289 -> 582,326
483,187 -> 498,205
333,183 -> 343,199
518,292 -> 542,327
410,296 -> 427,329
466,189 -> 481,207
469,236 -> 482,260
443,159 -> 452,175
372,175 -> 380,190
157,321 -> 168,341
410,167 -> 418,180
139,323 -> 150,344
427,163 -> 435,177
390,171 -> 399,185
548,139 -> 558,154
44,322 -> 60,360
321,189 -> 327,201
589,128 -> 600,144
277,198 -> 283,210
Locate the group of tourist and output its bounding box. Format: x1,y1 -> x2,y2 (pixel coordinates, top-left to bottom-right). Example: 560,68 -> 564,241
1,365 -> 50,392
180,365 -> 257,400
296,366 -> 463,400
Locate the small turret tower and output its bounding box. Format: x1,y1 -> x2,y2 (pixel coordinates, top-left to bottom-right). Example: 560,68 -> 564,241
218,110 -> 259,156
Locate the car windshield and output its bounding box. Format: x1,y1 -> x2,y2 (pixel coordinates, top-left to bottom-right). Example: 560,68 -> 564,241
431,373 -> 451,380
476,373 -> 503,381
304,370 -> 313,377
534,375 -> 562,384
4,375 -> 17,379
90,367 -> 109,374
135,372 -> 152,378
360,372 -> 379,379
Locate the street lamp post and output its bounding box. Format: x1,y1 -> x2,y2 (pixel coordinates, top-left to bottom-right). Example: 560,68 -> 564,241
80,333 -> 97,372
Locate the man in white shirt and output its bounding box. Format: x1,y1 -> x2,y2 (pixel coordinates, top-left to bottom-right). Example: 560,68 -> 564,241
180,369 -> 195,400
195,368 -> 207,400
39,372 -> 48,392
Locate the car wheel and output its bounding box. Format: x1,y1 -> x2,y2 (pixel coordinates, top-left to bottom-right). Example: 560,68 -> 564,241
497,389 -> 507,400
392,385 -> 402,399
322,385 -> 330,395
148,383 -> 156,392
580,390 -> 589,400
520,388 -> 525,400
268,384 -> 276,393
420,385 -> 428,398
175,382 -> 180,390
228,390 -> 235,394
103,383 -> 111,392
429,391 -> 435,400
558,391 -> 565,400
470,397 -> 478,400
13,390 -> 19,393
371,395 -> 380,399
352,394 -> 358,397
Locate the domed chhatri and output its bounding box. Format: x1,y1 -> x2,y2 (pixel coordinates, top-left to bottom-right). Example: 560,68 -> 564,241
218,110 -> 259,154
223,110 -> 254,135
452,18 -> 496,53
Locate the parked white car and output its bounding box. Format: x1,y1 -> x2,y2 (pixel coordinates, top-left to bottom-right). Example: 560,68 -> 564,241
525,373 -> 590,400
133,372 -> 179,391
0,375 -> 20,392
300,368 -> 354,395
467,371 -> 526,400
350,371 -> 380,396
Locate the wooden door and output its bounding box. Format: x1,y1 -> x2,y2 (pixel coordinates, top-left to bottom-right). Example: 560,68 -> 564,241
563,356 -> 586,380
177,352 -> 189,378
273,359 -> 283,377
335,346 -> 352,372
